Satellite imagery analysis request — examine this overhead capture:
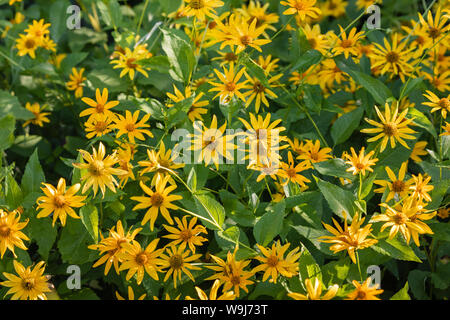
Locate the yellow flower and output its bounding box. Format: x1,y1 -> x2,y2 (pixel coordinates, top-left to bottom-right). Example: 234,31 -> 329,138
252,241 -> 301,283
409,173 -> 434,203
317,59 -> 348,89
186,279 -> 236,300
138,141 -> 184,186
73,142 -> 127,197
225,16 -> 271,54
22,102 -> 50,127
1,261 -> 51,300
110,47 -> 151,80
24,19 -> 51,43
235,0 -> 279,36
279,152 -> 311,187
424,68 -> 450,92
113,110 -> 153,143
356,0 -> 382,10
80,88 -> 119,120
116,286 -> 146,300
89,220 -> 141,275
346,277 -> 383,300
297,140 -> 332,165
159,245 -> 202,288
206,250 -> 254,298
320,0 -> 347,18
418,6 -> 450,45
182,0 -> 224,20
319,212 -> 378,264
190,115 -> 236,169
16,33 -> 39,59
361,102 -> 417,152
288,277 -> 339,300
374,162 -> 413,202
256,54 -> 280,74
131,175 -> 183,230
209,64 -> 248,103
302,24 -> 329,55
9,0 -> 23,5
66,68 -> 86,98
166,85 -> 209,122
84,113 -> 115,139
250,161 -> 287,183
0,208 -> 29,258
410,141 -> 428,162
329,26 -> 365,59
242,73 -> 282,113
344,147 -> 378,176
118,239 -> 164,285
49,53 -> 66,68
36,178 -> 86,227
437,207 -> 450,219
115,146 -> 136,187
423,90 -> 450,119
441,121 -> 450,135
281,0 -> 322,21
162,216 -> 208,253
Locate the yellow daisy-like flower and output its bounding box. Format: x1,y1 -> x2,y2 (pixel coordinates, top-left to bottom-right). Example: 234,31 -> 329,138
356,0 -> 382,10
131,175 -> 183,230
209,64 -> 248,103
410,141 -> 428,162
319,212 -> 378,264
182,0 -> 224,20
9,0 -> 23,5
252,241 -> 301,283
437,207 -> 449,219
186,279 -> 236,300
24,19 -> 50,42
116,286 -> 146,300
225,17 -> 272,54
236,0 -> 279,36
159,245 -> 202,288
84,113 -> 115,139
297,140 -> 332,165
346,277 -> 383,300
89,220 -> 142,275
302,24 -> 329,55
115,146 -> 136,188
374,162 -> 413,202
162,216 -> 208,253
118,239 -> 164,285
22,102 -> 51,127
190,115 -> 236,169
361,102 -> 417,152
279,152 -> 311,187
441,122 -> 450,135
1,261 -> 51,300
166,85 -> 209,122
320,0 -> 347,18
138,141 -> 185,187
343,147 -> 378,176
110,47 -> 151,80
281,0 -> 322,21
424,69 -> 450,92
80,88 -> 119,120
418,6 -> 450,45
288,277 -> 339,300
242,73 -> 282,113
329,26 -> 365,59
36,178 -> 86,227
423,90 -> 450,119
206,250 -> 254,298
0,208 -> 29,258
15,33 -> 39,59
73,142 -> 127,197
113,110 -> 153,143
66,68 -> 86,98
409,173 -> 434,203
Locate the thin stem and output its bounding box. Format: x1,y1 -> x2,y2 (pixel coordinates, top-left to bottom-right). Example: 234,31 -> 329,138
137,0 -> 150,36
356,251 -> 363,282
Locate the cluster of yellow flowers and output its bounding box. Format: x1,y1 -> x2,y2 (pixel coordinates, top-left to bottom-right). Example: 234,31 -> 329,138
15,19 -> 55,59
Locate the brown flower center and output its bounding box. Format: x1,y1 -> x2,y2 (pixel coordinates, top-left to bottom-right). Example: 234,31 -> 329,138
240,35 -> 252,46
169,254 -> 183,269
22,278 -> 35,291
126,58 -> 137,69
151,193 -> 164,207
383,123 -> 398,137
286,168 -> 297,177
94,121 -> 108,132
179,229 -> 193,242
225,82 -> 236,92
253,81 -> 266,93
25,38 -> 35,49
135,252 -> 148,265
266,255 -> 279,267
356,290 -> 366,299
125,123 -> 136,132
190,0 -> 204,9
0,224 -> 11,237
53,194 -> 66,208
96,104 -> 105,113
439,98 -> 450,109
386,51 -> 399,63
88,160 -> 104,176
225,52 -> 238,62
392,180 -> 405,193
294,1 -> 306,10
230,275 -> 241,285
393,213 -> 408,225
428,27 -> 441,39
308,38 -> 317,49
340,39 -> 353,48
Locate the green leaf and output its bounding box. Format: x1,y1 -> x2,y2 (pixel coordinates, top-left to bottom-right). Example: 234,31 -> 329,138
407,108 -> 437,139
97,1 -> 112,27
5,173 -> 23,210
321,258 -> 350,287
370,238 -> 422,262
21,148 -> 45,196
408,270 -> 430,300
194,193 -> 225,231
87,69 -> 128,93
399,77 -> 424,99
161,28 -> 195,83
49,0 -> 70,42
60,52 -> 89,74
216,226 -> 241,250
187,167 -> 197,192
335,56 -> 393,105
315,176 -> 356,219
0,91 -> 33,120
57,219 -> 96,264
253,200 -> 285,246
303,85 -> 322,113
137,56 -> 171,73
291,50 -> 322,72
27,216 -> 57,261
390,282 -> 411,300
298,246 -> 322,283
79,203 -> 99,243
313,158 -> 355,180
331,107 -> 364,145
0,115 -> 15,151
108,0 -> 122,29
166,96 -> 194,128
240,53 -> 270,87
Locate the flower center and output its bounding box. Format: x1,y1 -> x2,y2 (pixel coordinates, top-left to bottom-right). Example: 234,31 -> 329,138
169,254 -> 184,269
0,224 -> 11,237
230,275 -> 241,285
94,121 -> 108,132
286,168 -> 297,178
383,123 -> 398,137
126,58 -> 137,69
225,52 -> 238,62
53,194 -> 66,208
308,38 -> 317,49
125,123 -> 136,132
294,1 -> 306,10
25,38 -> 35,49
135,252 -> 148,265
266,255 -> 279,267
179,229 -> 193,242
355,163 -> 365,170
22,278 -> 35,291
253,81 -> 266,93
151,193 -> 164,207
386,51 -> 399,63
393,213 -> 408,225
439,98 -> 450,109
88,160 -> 104,176
428,27 -> 441,39
190,0 -> 204,9
96,104 -> 105,113
356,290 -> 366,299
340,39 -> 353,48
392,180 -> 405,193
310,151 -> 319,161
240,35 -> 252,46
225,82 -> 236,92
